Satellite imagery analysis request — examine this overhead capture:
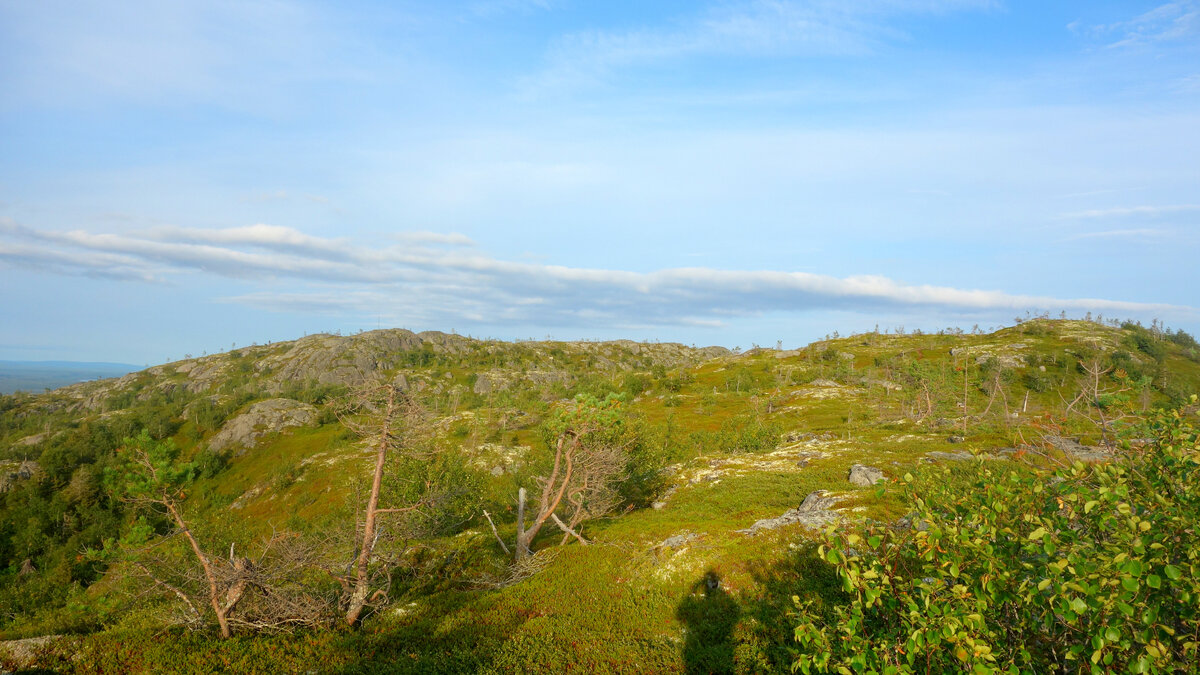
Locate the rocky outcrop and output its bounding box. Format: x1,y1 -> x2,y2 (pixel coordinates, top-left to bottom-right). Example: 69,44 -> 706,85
0,634 -> 65,670
848,464 -> 885,487
207,399 -> 318,455
0,460 -> 40,493
736,491 -> 842,535
473,369 -> 574,396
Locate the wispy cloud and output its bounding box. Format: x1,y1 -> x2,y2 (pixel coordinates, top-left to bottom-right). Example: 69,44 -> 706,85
393,231 -> 476,247
522,0 -> 996,94
1079,1 -> 1200,48
1062,228 -> 1169,241
1060,204 -> 1200,219
468,0 -> 557,19
1,220 -> 1185,331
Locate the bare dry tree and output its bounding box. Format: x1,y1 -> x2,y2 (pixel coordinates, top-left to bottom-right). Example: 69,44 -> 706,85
1060,349 -> 1130,447
335,380 -> 439,627
225,531 -> 343,631
486,395 -> 630,561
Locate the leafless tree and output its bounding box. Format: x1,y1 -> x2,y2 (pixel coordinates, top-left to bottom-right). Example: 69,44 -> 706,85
335,380 -> 439,627
1061,349 -> 1130,447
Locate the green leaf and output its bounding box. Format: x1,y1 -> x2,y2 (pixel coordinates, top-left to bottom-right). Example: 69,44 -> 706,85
1146,574 -> 1161,589
1028,527 -> 1047,541
1164,565 -> 1182,581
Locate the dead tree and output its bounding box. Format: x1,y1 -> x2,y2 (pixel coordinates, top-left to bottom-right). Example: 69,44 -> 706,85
501,395 -> 630,561
336,381 -> 436,627
1061,351 -> 1130,448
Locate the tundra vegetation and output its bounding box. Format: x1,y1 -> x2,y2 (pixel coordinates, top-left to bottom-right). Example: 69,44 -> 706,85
0,318 -> 1198,673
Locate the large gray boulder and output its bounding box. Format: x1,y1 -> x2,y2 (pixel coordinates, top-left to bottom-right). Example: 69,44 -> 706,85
736,490 -> 841,535
848,464 -> 886,487
208,398 -> 318,455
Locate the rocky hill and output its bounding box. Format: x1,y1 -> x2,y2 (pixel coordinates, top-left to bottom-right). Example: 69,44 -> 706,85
1,319 -> 1198,673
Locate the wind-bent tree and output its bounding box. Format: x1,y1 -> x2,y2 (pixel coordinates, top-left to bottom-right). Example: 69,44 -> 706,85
102,431 -> 250,638
497,394 -> 630,560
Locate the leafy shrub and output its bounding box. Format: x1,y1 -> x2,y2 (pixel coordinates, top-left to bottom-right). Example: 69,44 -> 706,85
622,372 -> 651,396
792,400 -> 1200,674
661,370 -> 694,393
1125,325 -> 1167,363
1023,370 -> 1053,393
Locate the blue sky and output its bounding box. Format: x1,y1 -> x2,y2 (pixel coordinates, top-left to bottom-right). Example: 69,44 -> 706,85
1,0 -> 1197,364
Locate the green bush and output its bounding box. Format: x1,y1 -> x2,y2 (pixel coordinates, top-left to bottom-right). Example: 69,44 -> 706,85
792,399 -> 1200,674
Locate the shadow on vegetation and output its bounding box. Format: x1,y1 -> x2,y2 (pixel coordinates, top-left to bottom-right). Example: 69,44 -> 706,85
676,570 -> 740,674
673,543 -> 845,673
330,591 -> 522,675
738,542 -> 845,671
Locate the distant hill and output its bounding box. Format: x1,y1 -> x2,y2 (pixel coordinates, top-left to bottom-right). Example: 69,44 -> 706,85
0,360 -> 141,394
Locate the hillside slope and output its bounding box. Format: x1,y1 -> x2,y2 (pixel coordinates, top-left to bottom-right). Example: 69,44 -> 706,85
2,319 -> 1198,672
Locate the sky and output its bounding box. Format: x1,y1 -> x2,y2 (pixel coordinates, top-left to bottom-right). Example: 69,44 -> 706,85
1,0 -> 1198,365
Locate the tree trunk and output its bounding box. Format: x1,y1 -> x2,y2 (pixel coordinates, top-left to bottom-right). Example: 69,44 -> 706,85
346,385 -> 396,626
515,487 -> 529,559
165,499 -> 231,638
515,436 -> 574,560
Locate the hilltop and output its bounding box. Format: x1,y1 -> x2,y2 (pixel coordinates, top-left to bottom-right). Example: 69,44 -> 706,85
1,319 -> 1198,673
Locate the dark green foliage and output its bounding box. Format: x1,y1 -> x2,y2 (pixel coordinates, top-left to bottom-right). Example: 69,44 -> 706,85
1123,323 -> 1168,363
621,371 -> 651,396
792,401 -> 1200,674
1023,370 -> 1053,392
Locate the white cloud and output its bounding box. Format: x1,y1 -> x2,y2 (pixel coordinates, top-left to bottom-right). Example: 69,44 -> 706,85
522,0 -> 996,95
392,231 -> 476,247
1088,1 -> 1200,48
1063,228 -> 1168,241
1060,205 -> 1200,219
1,220 -> 1186,331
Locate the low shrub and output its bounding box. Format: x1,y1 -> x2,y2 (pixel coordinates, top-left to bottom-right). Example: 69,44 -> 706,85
792,399 -> 1200,674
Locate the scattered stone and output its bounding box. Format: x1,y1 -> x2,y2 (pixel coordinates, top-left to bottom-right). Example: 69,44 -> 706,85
893,515 -> 930,532
0,635 -> 64,670
1042,435 -> 1116,463
948,435 -> 965,444
207,398 -> 319,455
0,460 -> 40,493
651,485 -> 678,511
13,433 -> 47,447
848,464 -> 885,487
926,451 -> 977,462
656,532 -> 702,550
736,490 -> 842,535
809,379 -> 842,388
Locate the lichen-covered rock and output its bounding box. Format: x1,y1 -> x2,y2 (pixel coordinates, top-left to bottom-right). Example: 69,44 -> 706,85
736,490 -> 842,535
208,398 -> 318,455
848,464 -> 885,487
14,432 -> 48,447
473,371 -> 509,395
0,460 -> 40,493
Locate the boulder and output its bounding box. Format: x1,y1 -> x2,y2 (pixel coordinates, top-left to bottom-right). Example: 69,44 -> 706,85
848,464 -> 885,487
0,460 -> 40,493
735,490 -> 841,535
208,398 -> 318,455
